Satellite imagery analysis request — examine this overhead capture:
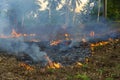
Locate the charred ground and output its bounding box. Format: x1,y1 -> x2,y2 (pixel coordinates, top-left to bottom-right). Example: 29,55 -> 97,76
0,38 -> 120,80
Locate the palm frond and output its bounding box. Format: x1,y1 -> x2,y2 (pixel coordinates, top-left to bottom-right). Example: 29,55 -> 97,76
76,0 -> 82,5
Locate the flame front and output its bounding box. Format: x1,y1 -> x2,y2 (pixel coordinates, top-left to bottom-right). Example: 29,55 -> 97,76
0,28 -> 39,42
47,62 -> 61,69
11,29 -> 22,38
90,41 -> 109,47
82,38 -> 87,42
90,38 -> 119,54
64,33 -> 71,40
90,31 -> 95,37
50,40 -> 62,46
19,63 -> 34,71
45,55 -> 62,69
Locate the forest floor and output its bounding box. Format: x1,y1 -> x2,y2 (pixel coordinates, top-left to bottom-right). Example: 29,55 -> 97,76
0,39 -> 120,80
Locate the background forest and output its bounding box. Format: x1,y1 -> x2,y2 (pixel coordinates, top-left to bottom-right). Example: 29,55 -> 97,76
0,0 -> 120,39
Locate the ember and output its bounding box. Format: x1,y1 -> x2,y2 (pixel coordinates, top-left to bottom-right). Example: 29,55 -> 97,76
64,33 -> 71,40
0,28 -> 38,43
82,38 -> 87,42
45,55 -> 62,69
47,62 -> 62,69
90,31 -> 95,37
90,38 -> 120,55
50,40 -> 62,46
76,62 -> 83,67
11,29 -> 22,38
90,41 -> 109,47
0,0 -> 119,79
0,34 -> 9,38
0,27 -> 120,69
19,62 -> 34,71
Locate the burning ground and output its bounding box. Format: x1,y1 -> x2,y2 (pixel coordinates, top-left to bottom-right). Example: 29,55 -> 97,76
0,22 -> 120,80
0,37 -> 120,80
0,0 -> 120,79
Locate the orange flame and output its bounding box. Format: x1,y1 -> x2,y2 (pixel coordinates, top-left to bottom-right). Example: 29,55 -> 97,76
47,62 -> 61,69
11,29 -> 22,38
90,31 -> 95,37
23,34 -> 28,37
90,39 -> 120,55
30,39 -> 40,42
19,63 -> 34,71
45,55 -> 62,69
64,33 -> 71,40
65,33 -> 69,37
0,34 -> 10,38
90,41 -> 109,47
30,34 -> 36,36
0,28 -> 39,42
76,62 -> 83,66
50,40 -> 62,46
82,38 -> 87,42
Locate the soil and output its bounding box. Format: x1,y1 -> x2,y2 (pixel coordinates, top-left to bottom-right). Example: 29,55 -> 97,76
0,39 -> 120,80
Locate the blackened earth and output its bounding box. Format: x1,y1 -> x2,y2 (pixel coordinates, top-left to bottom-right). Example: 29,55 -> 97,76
19,41 -> 91,66
0,38 -> 120,80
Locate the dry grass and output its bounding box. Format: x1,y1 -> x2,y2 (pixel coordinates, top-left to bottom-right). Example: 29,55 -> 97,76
0,39 -> 120,80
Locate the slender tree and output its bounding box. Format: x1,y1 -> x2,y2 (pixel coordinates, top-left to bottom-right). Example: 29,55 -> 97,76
63,0 -> 70,26
97,0 -> 101,22
70,0 -> 82,24
61,0 -> 82,25
103,0 -> 107,18
43,0 -> 61,23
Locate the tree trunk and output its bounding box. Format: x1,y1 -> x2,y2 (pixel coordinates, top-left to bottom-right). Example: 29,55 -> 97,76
97,0 -> 101,22
103,0 -> 107,18
73,8 -> 76,24
65,2 -> 69,26
48,4 -> 51,23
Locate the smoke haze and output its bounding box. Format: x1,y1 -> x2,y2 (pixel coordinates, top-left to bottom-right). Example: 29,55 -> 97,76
0,0 -> 114,63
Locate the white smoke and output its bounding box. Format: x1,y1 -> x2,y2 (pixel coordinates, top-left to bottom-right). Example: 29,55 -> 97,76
0,0 -> 10,34
0,38 -> 47,62
0,0 -> 114,63
0,0 -> 47,62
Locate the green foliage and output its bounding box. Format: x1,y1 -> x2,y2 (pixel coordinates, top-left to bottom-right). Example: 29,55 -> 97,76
105,77 -> 114,80
47,68 -> 55,74
97,68 -> 104,75
75,73 -> 91,80
89,0 -> 120,21
66,75 -> 73,80
107,0 -> 120,20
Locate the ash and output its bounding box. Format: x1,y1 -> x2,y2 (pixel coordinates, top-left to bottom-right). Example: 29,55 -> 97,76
23,40 -> 91,66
